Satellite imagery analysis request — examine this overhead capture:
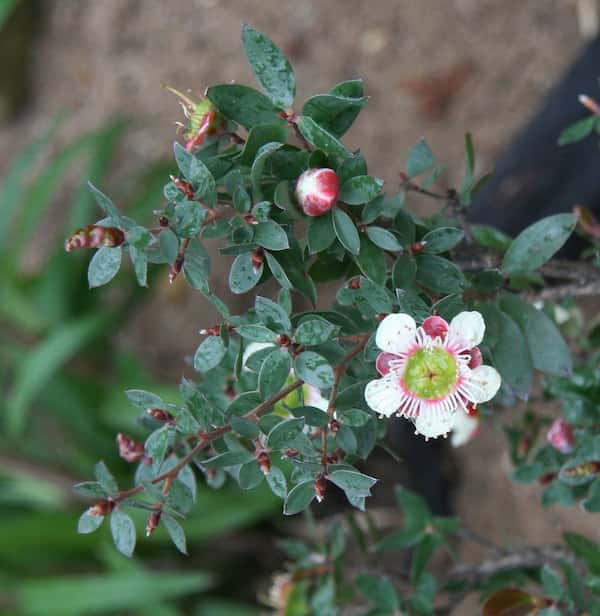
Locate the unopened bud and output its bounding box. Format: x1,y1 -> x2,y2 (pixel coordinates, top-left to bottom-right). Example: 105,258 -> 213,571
547,418 -> 575,454
295,168 -> 339,217
145,510 -> 162,536
314,475 -> 327,503
147,408 -> 175,423
348,277 -> 361,290
409,241 -> 427,254
200,325 -> 221,336
539,472 -> 558,485
256,450 -> 271,475
284,449 -> 299,458
243,213 -> 258,225
116,433 -> 146,463
65,225 -> 125,252
159,215 -> 170,227
168,254 -> 184,284
89,499 -> 115,516
517,434 -> 532,459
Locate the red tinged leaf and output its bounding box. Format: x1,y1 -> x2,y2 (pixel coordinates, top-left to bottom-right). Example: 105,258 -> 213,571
482,588 -> 537,616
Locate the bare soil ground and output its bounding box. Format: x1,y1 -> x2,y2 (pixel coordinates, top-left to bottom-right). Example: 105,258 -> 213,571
2,2 -> 597,612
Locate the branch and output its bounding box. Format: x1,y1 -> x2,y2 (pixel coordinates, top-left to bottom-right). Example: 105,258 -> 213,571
113,337 -> 368,504
447,545 -> 578,585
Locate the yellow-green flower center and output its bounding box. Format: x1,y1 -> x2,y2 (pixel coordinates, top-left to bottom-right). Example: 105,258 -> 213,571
403,347 -> 458,400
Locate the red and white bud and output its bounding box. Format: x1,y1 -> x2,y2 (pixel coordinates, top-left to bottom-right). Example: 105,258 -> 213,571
314,475 -> 327,502
65,225 -> 125,252
547,418 -> 575,454
295,168 -> 339,216
89,499 -> 115,516
256,450 -> 272,475
145,510 -> 162,536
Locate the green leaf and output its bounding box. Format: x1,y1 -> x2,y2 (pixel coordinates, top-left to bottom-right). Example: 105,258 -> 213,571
194,336 -> 227,372
251,141 -> 284,201
302,94 -> 367,138
356,234 -> 386,285
480,303 -> 533,399
471,224 -> 512,252
392,254 -> 417,288
332,208 -> 360,255
236,123 -> 289,166
395,486 -> 430,533
254,220 -> 289,250
87,182 -> 125,227
182,238 -> 211,292
6,313 -> 109,435
328,470 -> 377,497
255,295 -> 291,333
145,427 -> 171,472
339,175 -> 384,205
266,466 -> 288,499
295,317 -> 337,345
260,251 -> 290,290
126,389 -> 165,410
159,229 -> 178,264
238,461 -> 264,490
173,201 -> 206,237
129,245 -> 148,287
284,480 -> 315,515
356,574 -> 399,611
406,138 -> 435,177
173,143 -> 216,204
241,24 -> 295,108
366,226 -> 403,251
563,532 -> 600,575
415,254 -> 465,294
110,509 -> 136,558
77,511 -> 104,534
294,351 -> 334,389
236,324 -> 276,342
583,478 -> 600,512
73,482 -> 107,499
338,408 -> 371,427
540,565 -> 564,600
229,252 -> 263,294
558,115 -> 596,145
267,416 -> 306,449
163,515 -> 187,555
87,247 -> 122,288
499,294 -> 572,376
290,405 -> 329,427
202,450 -> 254,468
206,84 -> 282,129
502,213 -> 577,274
259,349 -> 292,398
296,116 -> 351,159
307,212 -> 336,254
422,227 -> 464,253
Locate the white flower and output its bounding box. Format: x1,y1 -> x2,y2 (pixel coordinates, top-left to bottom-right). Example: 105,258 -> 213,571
365,312 -> 501,440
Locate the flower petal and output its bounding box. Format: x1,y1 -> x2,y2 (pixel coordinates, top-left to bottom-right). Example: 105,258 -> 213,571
448,311 -> 486,349
304,383 -> 329,412
414,409 -> 456,439
375,313 -> 416,355
450,411 -> 479,447
467,365 -> 501,403
364,375 -> 403,417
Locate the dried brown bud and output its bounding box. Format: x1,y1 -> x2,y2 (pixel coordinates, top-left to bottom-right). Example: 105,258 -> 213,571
538,472 -> 558,486
65,225 -> 125,252
145,510 -> 162,536
89,499 -> 115,516
314,475 -> 327,503
251,247 -> 264,273
284,449 -> 299,458
256,450 -> 272,475
147,408 -> 175,423
170,175 -> 195,198
159,215 -> 170,227
116,433 -> 146,463
276,334 -> 291,347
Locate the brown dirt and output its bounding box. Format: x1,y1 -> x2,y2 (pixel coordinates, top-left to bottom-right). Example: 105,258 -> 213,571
1,1 -> 596,611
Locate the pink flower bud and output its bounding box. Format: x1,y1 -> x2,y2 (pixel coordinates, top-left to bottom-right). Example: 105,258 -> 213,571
422,315 -> 448,339
295,168 -> 339,216
65,225 -> 125,251
547,418 -> 574,454
468,346 -> 483,369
